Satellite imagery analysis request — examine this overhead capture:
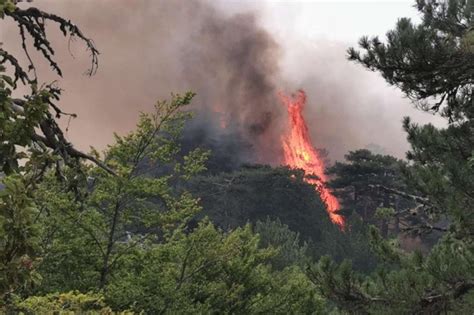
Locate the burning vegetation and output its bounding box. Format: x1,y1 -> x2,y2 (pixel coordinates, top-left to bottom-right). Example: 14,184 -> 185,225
279,90 -> 344,228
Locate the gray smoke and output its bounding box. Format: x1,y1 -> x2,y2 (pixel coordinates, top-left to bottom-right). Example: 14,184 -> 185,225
2,0 -> 286,165
1,0 -> 444,165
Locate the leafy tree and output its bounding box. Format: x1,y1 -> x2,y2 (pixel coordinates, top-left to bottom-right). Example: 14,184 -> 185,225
106,221 -> 325,314
312,0 -> 474,313
0,175 -> 41,303
12,291 -> 117,314
33,92 -> 209,293
254,217 -> 309,270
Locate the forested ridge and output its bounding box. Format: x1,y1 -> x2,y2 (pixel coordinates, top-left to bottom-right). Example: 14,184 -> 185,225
0,0 -> 473,314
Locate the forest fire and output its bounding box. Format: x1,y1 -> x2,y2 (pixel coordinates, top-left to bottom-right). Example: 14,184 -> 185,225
280,90 -> 345,228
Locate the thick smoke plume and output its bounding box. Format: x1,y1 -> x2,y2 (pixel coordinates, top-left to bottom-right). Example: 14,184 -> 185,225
1,0 -> 443,165
2,0 -> 286,166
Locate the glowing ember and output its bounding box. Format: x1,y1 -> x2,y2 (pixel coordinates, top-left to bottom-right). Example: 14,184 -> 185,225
279,90 -> 344,228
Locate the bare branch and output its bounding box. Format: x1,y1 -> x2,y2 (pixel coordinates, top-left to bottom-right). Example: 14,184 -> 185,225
0,48 -> 33,85
5,6 -> 99,77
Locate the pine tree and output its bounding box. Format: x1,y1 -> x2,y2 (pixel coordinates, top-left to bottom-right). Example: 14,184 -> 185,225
327,149 -> 411,236
310,1 -> 474,313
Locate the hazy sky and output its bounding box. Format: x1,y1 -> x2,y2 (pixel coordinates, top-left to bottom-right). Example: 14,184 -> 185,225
221,0 -> 419,43
239,0 -> 443,158
1,0 -> 443,161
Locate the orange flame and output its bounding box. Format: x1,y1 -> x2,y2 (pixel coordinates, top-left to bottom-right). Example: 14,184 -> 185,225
279,90 -> 344,228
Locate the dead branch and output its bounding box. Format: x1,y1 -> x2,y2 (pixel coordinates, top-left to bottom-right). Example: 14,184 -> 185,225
5,6 -> 99,77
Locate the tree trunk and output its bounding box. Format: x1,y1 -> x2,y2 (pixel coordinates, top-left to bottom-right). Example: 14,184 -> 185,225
381,192 -> 390,238
99,200 -> 121,289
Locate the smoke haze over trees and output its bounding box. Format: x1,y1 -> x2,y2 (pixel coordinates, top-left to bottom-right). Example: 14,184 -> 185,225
1,0 -> 444,162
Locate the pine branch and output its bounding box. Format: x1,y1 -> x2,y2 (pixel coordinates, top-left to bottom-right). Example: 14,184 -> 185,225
368,184 -> 431,204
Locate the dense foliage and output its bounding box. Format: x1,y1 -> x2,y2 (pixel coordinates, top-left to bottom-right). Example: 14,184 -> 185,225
190,165 -> 377,272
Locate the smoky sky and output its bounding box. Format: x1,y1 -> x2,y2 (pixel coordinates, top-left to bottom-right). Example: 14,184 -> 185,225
1,0 -> 444,163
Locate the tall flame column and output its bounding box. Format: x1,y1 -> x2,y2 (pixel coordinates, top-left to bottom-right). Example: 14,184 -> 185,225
280,90 -> 344,228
